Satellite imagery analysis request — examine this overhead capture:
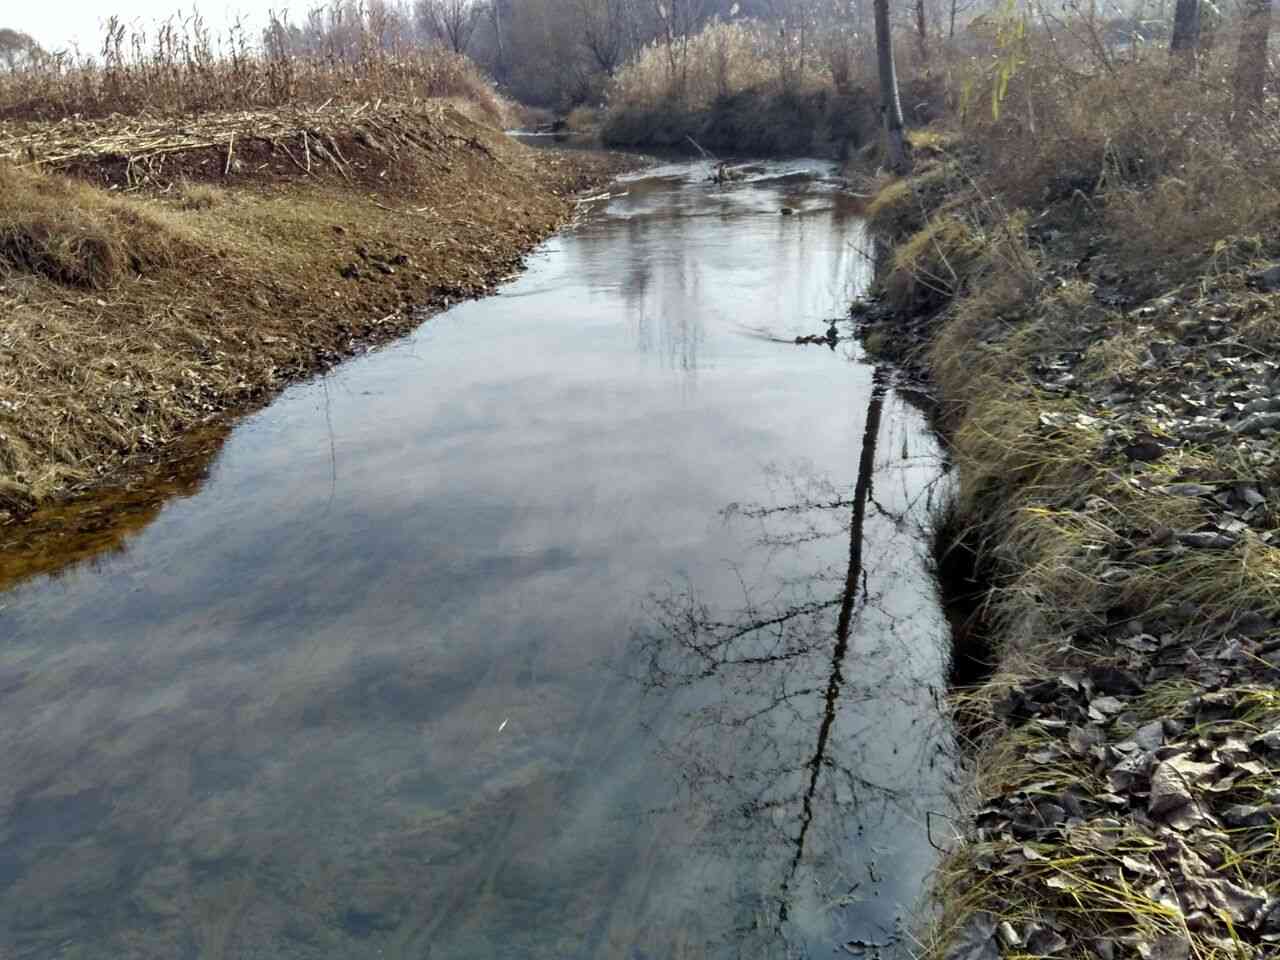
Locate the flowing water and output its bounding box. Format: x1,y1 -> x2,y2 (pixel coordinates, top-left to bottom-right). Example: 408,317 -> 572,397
0,159 -> 956,959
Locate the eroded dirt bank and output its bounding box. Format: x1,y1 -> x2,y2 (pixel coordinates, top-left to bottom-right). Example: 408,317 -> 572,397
0,102 -> 629,533
858,135 -> 1280,960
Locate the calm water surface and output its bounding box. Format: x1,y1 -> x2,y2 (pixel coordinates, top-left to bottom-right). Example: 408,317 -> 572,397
0,160 -> 955,958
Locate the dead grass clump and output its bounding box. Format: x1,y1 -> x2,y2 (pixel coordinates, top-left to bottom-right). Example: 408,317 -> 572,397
1104,163 -> 1280,289
866,137 -> 979,239
0,164 -> 189,288
957,46 -> 1233,209
177,183 -> 225,211
882,217 -> 983,313
866,165 -> 964,239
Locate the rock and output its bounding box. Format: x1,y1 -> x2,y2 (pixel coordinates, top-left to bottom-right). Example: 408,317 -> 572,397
339,263 -> 361,280
1123,438 -> 1166,462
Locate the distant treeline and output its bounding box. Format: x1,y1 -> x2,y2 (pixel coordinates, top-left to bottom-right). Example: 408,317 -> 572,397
0,0 -> 1258,120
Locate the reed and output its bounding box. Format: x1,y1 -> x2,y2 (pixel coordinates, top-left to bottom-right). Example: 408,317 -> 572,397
0,3 -> 505,124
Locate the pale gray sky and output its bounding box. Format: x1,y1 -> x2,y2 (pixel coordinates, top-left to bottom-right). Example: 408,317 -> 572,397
6,2 -> 303,53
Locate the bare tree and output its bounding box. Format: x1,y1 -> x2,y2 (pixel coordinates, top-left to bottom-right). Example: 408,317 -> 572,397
914,0 -> 928,62
816,0 -> 864,92
1232,0 -> 1272,120
873,0 -> 912,173
653,0 -> 708,98
1167,0 -> 1200,75
415,0 -> 481,53
484,0 -> 511,81
0,28 -> 44,70
577,0 -> 635,74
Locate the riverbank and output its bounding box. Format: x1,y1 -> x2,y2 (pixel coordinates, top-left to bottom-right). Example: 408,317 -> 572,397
859,126 -> 1280,959
602,87 -> 873,157
0,101 -> 630,526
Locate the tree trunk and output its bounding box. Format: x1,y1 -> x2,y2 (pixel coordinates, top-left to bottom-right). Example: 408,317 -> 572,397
874,0 -> 912,173
1232,0 -> 1272,121
489,0 -> 506,82
1167,0 -> 1201,75
914,0 -> 928,63
949,0 -> 957,39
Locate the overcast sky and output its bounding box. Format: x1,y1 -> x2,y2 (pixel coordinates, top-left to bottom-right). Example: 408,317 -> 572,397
7,2 -> 301,52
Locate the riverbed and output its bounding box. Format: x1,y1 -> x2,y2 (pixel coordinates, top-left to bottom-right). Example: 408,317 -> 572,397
0,159 -> 955,958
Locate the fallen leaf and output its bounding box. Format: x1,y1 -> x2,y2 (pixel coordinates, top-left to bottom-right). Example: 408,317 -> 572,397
943,913 -> 998,960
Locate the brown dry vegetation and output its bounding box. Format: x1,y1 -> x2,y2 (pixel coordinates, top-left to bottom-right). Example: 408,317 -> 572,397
0,101 -> 623,525
859,26 -> 1280,960
600,20 -> 950,155
0,7 -> 512,126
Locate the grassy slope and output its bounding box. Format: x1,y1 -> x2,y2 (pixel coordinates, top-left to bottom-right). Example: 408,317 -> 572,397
861,125 -> 1280,960
0,102 -> 622,526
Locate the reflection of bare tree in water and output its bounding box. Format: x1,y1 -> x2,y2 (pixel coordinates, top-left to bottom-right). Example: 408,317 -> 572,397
632,368 -> 955,955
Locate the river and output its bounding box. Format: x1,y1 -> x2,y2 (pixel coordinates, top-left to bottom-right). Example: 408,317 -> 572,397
0,158 -> 955,958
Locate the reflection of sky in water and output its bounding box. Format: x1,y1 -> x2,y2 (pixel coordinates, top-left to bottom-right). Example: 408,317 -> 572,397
0,161 -> 952,958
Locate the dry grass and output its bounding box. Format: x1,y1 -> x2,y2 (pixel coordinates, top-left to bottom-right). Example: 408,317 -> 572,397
0,5 -> 506,126
608,21 -> 832,113
816,17 -> 1280,960
177,183 -> 225,211
866,135 -> 975,238
881,217 -> 983,313
869,34 -> 1280,954
0,165 -> 191,288
0,105 -> 615,516
927,677 -> 1280,960
601,18 -> 894,155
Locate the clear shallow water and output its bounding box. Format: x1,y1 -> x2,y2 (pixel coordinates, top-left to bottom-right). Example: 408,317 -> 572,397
0,160 -> 955,959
